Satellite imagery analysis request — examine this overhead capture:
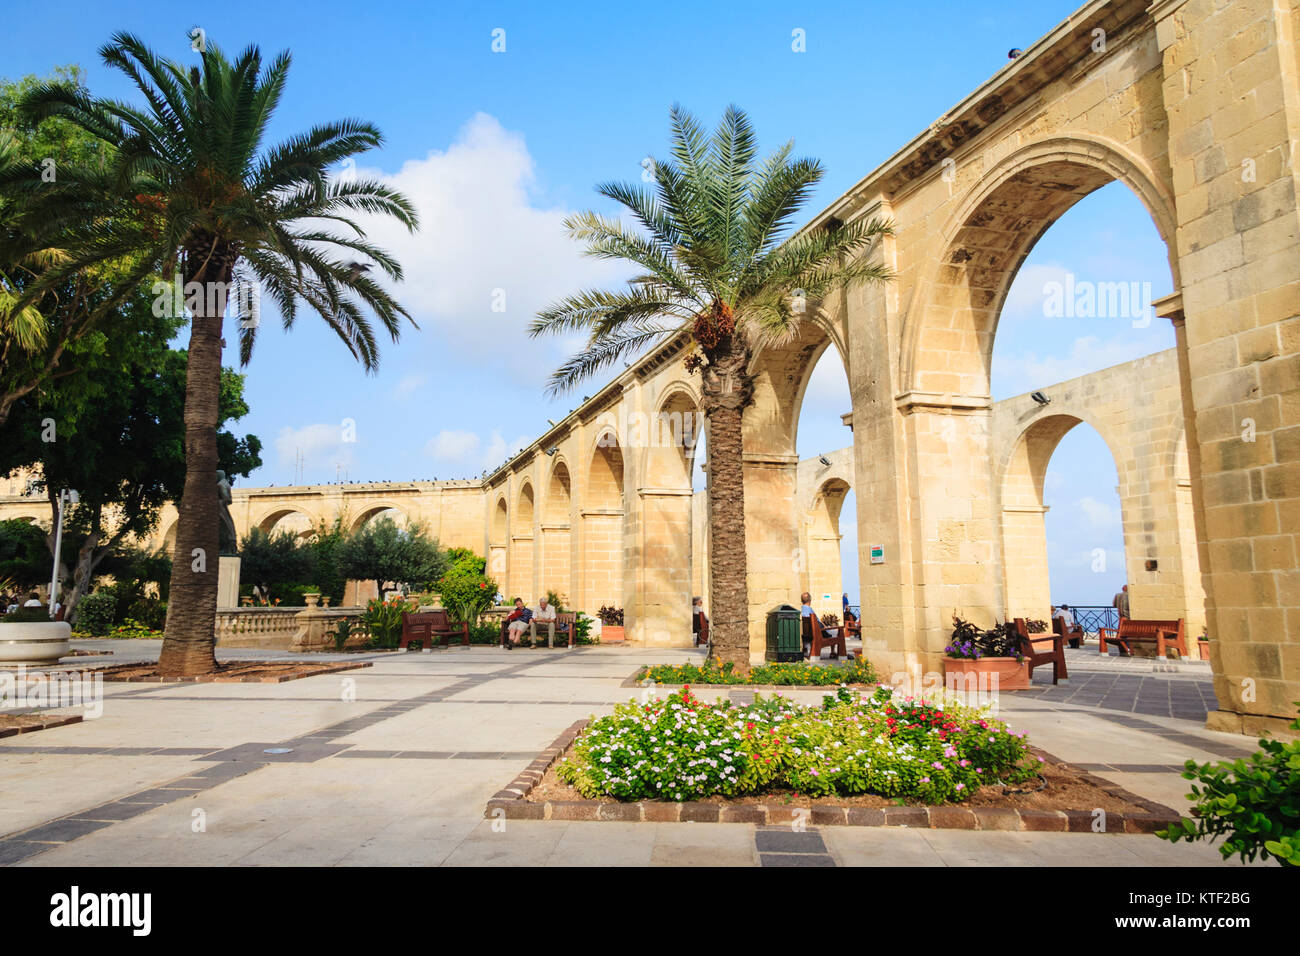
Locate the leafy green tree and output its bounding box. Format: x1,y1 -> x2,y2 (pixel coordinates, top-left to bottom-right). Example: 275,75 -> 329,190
0,325 -> 262,620
0,68 -> 128,426
338,517 -> 445,597
2,34 -> 417,675
530,105 -> 892,670
307,516 -> 348,606
0,517 -> 49,590
237,527 -> 317,601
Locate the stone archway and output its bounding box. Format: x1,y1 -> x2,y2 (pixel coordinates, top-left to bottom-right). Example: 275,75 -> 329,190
541,459 -> 573,606
583,431 -> 625,615
510,481 -> 536,600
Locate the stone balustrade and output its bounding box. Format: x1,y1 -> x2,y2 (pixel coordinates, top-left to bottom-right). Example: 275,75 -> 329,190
214,606 -> 366,651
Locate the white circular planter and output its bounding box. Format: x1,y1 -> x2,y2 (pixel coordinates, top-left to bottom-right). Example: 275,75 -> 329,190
0,620 -> 72,664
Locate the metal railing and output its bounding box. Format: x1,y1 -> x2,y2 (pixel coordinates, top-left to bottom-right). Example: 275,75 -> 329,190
1067,605 -> 1118,634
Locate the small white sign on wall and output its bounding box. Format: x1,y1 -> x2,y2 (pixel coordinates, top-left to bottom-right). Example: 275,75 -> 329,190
870,545 -> 884,565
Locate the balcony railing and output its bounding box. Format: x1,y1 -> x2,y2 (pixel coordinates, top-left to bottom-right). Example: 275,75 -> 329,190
1068,605 -> 1118,634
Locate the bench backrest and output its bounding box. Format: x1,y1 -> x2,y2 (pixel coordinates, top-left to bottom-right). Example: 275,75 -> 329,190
1117,618 -> 1184,639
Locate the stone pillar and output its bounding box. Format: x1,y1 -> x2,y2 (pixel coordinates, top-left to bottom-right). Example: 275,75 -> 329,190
633,488 -> 695,646
1153,0 -> 1300,735
217,556 -> 241,609
743,454 -> 800,659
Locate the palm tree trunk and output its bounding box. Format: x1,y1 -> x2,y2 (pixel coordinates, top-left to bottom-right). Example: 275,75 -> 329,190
700,338 -> 753,674
157,239 -> 235,676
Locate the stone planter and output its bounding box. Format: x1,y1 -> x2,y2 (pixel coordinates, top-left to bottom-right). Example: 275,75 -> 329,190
0,620 -> 72,664
601,624 -> 625,643
1197,639 -> 1210,661
943,655 -> 1030,691
303,593 -> 320,608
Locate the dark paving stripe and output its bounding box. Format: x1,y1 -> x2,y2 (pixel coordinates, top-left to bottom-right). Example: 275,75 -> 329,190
760,853 -> 836,867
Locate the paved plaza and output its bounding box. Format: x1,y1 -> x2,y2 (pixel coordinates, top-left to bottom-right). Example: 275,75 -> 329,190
0,639 -> 1264,867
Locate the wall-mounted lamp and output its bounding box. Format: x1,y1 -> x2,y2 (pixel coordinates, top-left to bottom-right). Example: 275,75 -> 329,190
1031,391 -> 1050,405
818,456 -> 832,466
545,447 -> 558,456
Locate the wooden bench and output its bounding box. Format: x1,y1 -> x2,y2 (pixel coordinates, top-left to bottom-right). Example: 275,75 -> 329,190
1053,615 -> 1084,649
694,609 -> 709,647
400,609 -> 469,650
804,612 -> 846,660
1013,618 -> 1068,684
1098,618 -> 1187,658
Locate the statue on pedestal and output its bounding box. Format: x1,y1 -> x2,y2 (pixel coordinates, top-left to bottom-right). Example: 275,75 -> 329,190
217,470 -> 239,555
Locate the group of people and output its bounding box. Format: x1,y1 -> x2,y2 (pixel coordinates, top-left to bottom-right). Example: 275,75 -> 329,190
2,591 -> 47,616
501,596 -> 558,649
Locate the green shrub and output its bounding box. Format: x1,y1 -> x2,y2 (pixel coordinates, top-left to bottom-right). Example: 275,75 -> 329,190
328,617 -> 361,652
640,657 -> 877,686
435,568 -> 497,624
1158,705 -> 1300,867
74,590 -> 118,635
107,618 -> 163,640
2,605 -> 51,624
557,686 -> 1035,804
126,596 -> 167,631
363,597 -> 409,649
469,622 -> 501,644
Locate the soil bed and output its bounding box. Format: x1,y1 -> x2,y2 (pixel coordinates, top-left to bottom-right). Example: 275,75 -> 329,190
90,659 -> 372,683
0,712 -> 84,737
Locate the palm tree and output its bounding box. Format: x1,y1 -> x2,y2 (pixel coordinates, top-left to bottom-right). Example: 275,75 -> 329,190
530,105 -> 891,671
2,33 -> 418,675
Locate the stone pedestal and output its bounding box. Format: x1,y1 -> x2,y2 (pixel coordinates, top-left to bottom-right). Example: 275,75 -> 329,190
217,556 -> 241,609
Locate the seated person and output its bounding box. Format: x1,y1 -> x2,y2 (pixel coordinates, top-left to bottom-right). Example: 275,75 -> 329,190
692,596 -> 709,646
800,591 -> 814,657
502,598 -> 533,649
530,597 -> 558,646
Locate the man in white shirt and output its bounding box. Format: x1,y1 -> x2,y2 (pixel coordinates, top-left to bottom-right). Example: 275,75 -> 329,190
530,598 -> 558,647
1054,604 -> 1075,629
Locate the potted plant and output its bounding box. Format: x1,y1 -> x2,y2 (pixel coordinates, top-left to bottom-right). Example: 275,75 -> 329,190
0,604 -> 71,664
943,616 -> 1029,691
302,586 -> 321,607
1197,630 -> 1211,661
597,605 -> 625,642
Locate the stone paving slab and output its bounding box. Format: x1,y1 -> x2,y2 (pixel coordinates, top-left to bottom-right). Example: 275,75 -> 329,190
0,640 -> 1273,867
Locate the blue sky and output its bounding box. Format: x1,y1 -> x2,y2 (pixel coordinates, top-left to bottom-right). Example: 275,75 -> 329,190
4,0 -> 1176,607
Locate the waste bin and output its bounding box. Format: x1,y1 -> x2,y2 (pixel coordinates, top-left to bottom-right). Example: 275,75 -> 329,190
765,604 -> 803,662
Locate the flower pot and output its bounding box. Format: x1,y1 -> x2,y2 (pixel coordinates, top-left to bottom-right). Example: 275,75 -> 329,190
303,593 -> 320,608
321,596 -> 331,608
601,625 -> 625,643
1197,639 -> 1210,661
0,620 -> 72,664
943,655 -> 1029,691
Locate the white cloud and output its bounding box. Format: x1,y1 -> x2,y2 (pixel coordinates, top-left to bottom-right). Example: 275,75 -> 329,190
425,428 -> 533,474
1001,263 -> 1072,323
992,334 -> 1159,392
1077,495 -> 1120,529
274,423 -> 357,473
352,114 -> 630,381
390,373 -> 427,401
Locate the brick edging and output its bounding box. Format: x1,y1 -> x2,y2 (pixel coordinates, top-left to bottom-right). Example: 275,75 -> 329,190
485,719 -> 1185,833
0,713 -> 84,738
93,660 -> 373,683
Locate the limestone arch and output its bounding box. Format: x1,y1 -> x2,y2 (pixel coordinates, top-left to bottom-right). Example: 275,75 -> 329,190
803,474 -> 853,608
255,507 -> 317,539
488,494 -> 508,583
900,134 -> 1179,398
541,459 -> 573,604
583,431 -> 625,614
349,503 -> 409,534
997,412 -> 1124,623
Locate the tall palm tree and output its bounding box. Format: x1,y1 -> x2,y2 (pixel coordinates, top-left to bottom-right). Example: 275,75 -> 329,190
2,33 -> 418,675
531,105 -> 891,671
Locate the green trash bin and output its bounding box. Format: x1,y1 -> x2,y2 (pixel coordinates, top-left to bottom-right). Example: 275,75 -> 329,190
765,604 -> 803,662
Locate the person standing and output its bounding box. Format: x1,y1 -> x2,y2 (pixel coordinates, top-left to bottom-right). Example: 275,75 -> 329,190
691,596 -> 707,646
1112,585 -> 1130,620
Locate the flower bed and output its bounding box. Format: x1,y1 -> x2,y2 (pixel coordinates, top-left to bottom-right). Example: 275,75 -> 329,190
636,658 -> 878,687
557,686 -> 1035,804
